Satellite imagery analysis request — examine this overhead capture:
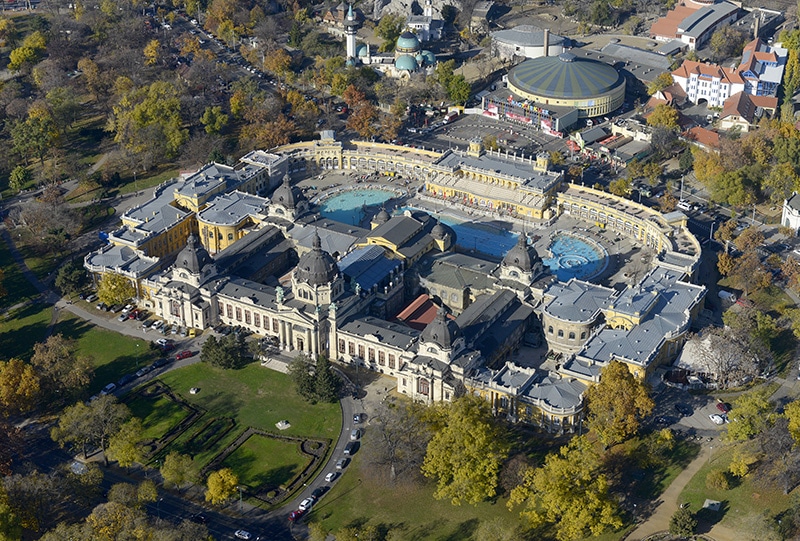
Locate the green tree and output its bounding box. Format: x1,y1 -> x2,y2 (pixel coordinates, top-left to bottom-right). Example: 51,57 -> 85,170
421,395 -> 508,505
706,469 -> 730,490
50,395 -> 131,464
608,177 -> 632,197
509,435 -> 622,541
143,39 -> 160,66
46,87 -> 81,134
205,468 -> 238,505
376,13 -> 404,52
200,333 -> 248,369
106,418 -> 145,467
0,485 -> 22,541
314,355 -> 341,402
11,113 -> 58,166
709,26 -> 747,61
200,106 -> 229,134
584,361 -> 655,448
160,452 -> 196,490
0,359 -> 40,416
726,387 -> 775,441
647,72 -> 674,95
647,104 -> 679,130
8,165 -> 31,193
55,259 -> 88,297
97,272 -> 136,307
447,75 -> 471,105
669,506 -> 697,537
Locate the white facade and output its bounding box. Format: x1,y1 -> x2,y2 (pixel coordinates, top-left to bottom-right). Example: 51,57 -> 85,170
782,194 -> 800,235
671,61 -> 744,107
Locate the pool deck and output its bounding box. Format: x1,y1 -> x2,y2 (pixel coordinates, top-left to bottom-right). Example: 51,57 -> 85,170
302,170 -> 650,291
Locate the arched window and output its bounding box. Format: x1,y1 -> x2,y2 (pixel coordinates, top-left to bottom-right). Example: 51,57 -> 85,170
569,332 -> 575,340
418,379 -> 429,396
580,332 -> 586,339
548,326 -> 554,334
557,329 -> 564,338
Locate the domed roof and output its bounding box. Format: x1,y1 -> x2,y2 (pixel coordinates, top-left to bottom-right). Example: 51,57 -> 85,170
396,54 -> 418,72
396,31 -> 420,52
415,53 -> 424,63
420,50 -> 436,65
503,234 -> 541,272
431,221 -> 447,240
271,174 -> 304,209
296,232 -> 338,287
175,234 -> 212,275
374,208 -> 391,224
421,306 -> 461,349
346,57 -> 356,67
356,43 -> 369,57
508,53 -> 623,100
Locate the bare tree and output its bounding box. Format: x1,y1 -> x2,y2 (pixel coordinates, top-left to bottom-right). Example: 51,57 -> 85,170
691,329 -> 760,389
362,398 -> 430,482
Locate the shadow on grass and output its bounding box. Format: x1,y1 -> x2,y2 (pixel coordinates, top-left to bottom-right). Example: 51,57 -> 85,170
223,445 -> 300,489
0,303 -> 51,359
694,500 -> 729,534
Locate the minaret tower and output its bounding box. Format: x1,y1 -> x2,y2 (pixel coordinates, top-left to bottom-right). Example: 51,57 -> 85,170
343,3 -> 361,61
424,0 -> 433,17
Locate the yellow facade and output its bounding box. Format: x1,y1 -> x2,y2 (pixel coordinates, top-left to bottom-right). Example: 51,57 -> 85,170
116,213 -> 196,259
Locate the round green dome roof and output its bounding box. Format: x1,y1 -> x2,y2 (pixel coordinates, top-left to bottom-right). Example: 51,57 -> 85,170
508,52 -> 623,100
420,50 -> 436,65
395,54 -> 418,71
356,43 -> 369,57
396,31 -> 420,52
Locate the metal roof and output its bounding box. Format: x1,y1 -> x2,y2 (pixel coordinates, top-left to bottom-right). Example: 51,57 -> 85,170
338,246 -> 402,292
508,53 -> 624,100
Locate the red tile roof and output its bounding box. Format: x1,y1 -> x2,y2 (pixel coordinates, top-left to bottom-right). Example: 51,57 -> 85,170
684,126 -> 720,148
672,60 -> 743,85
650,5 -> 698,40
394,294 -> 441,331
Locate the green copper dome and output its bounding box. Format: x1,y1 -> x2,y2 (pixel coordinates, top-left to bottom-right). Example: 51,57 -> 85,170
395,54 -> 418,71
396,31 -> 420,53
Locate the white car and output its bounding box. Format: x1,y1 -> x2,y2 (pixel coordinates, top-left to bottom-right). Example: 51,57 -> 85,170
325,472 -> 337,482
298,496 -> 316,511
709,414 -> 725,425
234,531 -> 252,540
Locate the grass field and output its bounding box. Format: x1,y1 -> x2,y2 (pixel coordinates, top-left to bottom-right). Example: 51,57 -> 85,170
679,443 -> 793,536
153,363 -> 341,477
55,312 -> 159,394
0,239 -> 39,310
127,393 -> 192,441
0,303 -> 52,361
222,434 -> 310,491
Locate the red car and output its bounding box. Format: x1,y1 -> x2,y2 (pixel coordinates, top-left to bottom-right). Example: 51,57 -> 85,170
175,350 -> 193,360
716,402 -> 731,414
288,509 -> 305,522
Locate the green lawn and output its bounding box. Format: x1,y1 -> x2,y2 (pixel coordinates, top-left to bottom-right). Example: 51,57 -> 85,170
127,394 -> 192,441
679,443 -> 793,536
0,303 -> 52,361
54,312 -> 159,394
0,239 -> 40,310
117,167 -> 180,195
222,434 -> 310,491
153,363 -> 341,475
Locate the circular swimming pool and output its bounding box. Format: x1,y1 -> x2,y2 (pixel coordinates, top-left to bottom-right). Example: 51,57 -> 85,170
318,188 -> 400,226
543,233 -> 608,281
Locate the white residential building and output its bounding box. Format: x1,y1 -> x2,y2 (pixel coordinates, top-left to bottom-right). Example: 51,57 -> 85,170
671,61 -> 744,107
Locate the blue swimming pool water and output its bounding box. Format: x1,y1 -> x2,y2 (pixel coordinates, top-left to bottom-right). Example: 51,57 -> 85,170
543,233 -> 606,281
319,189 -> 398,226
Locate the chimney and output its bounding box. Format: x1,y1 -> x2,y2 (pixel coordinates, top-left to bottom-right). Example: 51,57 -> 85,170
753,10 -> 760,40
543,28 -> 549,57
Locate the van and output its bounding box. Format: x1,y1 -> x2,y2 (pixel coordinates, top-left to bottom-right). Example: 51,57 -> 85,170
677,200 -> 692,212
718,290 -> 737,303
86,293 -> 98,303
343,441 -> 358,456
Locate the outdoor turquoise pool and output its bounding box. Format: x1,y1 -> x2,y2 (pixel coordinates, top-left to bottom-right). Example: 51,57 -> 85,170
319,188 -> 399,226
543,233 -> 607,281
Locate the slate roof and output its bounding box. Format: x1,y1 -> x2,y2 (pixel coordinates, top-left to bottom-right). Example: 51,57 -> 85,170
339,315 -> 420,349
419,252 -> 498,291
678,2 -> 738,38
522,376 -> 586,410
433,150 -> 562,193
84,244 -> 161,276
197,190 -> 268,226
491,25 -> 566,47
543,279 -> 615,323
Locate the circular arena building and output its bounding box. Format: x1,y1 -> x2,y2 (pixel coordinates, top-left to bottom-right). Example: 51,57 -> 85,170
507,52 -> 626,118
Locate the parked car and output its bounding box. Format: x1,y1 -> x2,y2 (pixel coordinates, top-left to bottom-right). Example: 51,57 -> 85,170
335,458 -> 349,470
121,304 -> 134,315
175,350 -> 193,360
151,320 -> 164,330
152,357 -> 171,368
325,472 -> 337,482
716,401 -> 731,413
353,413 -> 363,424
350,429 -> 361,441
100,383 -> 116,396
311,486 -> 328,498
343,441 -> 358,456
189,514 -> 207,524
709,414 -> 725,425
298,496 -> 316,511
135,366 -> 152,378
288,509 -> 305,522
96,302 -> 107,311
117,313 -> 128,322
234,531 -> 252,540
116,374 -> 135,387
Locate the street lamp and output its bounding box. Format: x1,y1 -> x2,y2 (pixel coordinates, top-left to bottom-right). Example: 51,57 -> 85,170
238,485 -> 244,510
157,497 -> 163,519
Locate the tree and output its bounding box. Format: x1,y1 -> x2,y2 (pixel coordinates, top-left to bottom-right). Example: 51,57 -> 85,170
647,72 -> 674,95
584,361 -> 654,448
347,102 -> 378,139
608,177 -> 631,197
97,272 -> 136,307
647,104 -> 679,130
733,226 -> 765,254
8,165 -> 31,193
421,395 -> 508,505
726,387 -> 775,441
143,39 -> 160,66
106,418 -> 145,467
376,13 -> 404,52
50,396 -> 131,463
205,468 -> 238,505
55,259 -> 88,296
0,485 -> 22,541
30,335 -> 93,400
709,26 -> 747,61
365,399 -> 430,481
263,48 -> 292,79
314,355 -> 341,402
200,333 -> 248,369
11,112 -> 58,166
200,106 -> 229,134
2,470 -> 62,531
160,452 -> 195,490
690,329 -> 759,390
0,359 -> 40,416
669,506 -> 697,538
509,436 -> 622,541
447,75 -> 471,105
